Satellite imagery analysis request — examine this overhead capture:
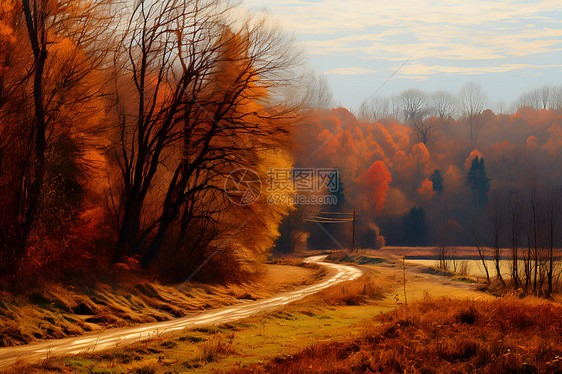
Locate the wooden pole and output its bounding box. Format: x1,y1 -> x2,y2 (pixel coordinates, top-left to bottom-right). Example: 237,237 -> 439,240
403,255 -> 408,306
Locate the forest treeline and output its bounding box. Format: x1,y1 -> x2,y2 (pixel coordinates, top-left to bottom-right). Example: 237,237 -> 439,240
0,0 -> 323,285
277,85 -> 562,296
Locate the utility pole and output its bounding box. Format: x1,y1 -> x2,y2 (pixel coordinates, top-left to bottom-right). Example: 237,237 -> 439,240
402,255 -> 408,306
305,211 -> 356,252
352,210 -> 356,252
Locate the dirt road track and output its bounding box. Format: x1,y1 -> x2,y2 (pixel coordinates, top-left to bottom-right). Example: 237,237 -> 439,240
0,255 -> 362,368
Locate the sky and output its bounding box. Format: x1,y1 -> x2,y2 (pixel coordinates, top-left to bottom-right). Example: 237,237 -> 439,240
242,0 -> 562,110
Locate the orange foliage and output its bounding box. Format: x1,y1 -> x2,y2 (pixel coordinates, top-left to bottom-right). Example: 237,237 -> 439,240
464,149 -> 483,170
390,142 -> 432,187
296,108 -> 401,221
526,135 -> 539,149
544,122 -> 562,155
417,178 -> 435,200
443,165 -> 464,191
369,123 -> 397,158
358,161 -> 391,213
0,1 -> 18,78
411,143 -> 431,173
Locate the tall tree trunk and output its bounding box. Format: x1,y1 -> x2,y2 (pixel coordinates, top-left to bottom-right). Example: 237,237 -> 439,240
141,165 -> 184,268
2,0 -> 51,283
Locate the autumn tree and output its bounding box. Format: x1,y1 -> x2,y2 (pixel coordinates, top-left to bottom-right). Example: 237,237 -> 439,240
527,179 -> 540,293
107,0 -> 303,278
549,86 -> 562,113
109,0 -> 222,263
434,219 -> 460,271
295,71 -> 333,110
400,88 -> 428,124
514,85 -> 562,111
144,22 -> 301,272
469,213 -> 490,282
0,0 -> 113,282
545,187 -> 560,297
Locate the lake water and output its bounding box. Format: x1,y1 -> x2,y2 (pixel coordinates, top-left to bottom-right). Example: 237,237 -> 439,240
405,258 -> 545,280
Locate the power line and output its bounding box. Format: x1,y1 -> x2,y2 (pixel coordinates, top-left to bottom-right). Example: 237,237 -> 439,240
317,211 -> 357,215
305,219 -> 353,224
310,215 -> 352,221
309,211 -> 357,223
307,210 -> 357,252
364,52 -> 415,103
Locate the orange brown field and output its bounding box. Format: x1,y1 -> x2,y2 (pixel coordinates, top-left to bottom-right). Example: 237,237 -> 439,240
233,297 -> 562,374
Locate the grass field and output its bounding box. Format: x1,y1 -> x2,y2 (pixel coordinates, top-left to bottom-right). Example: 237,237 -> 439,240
233,297 -> 562,373
8,251 -> 562,373
8,251 -> 500,373
7,274 -> 392,373
0,263 -> 323,347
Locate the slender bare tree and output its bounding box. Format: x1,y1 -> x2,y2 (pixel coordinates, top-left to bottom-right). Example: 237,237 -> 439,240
546,187 -> 560,297
470,213 -> 490,283
459,82 -> 489,144
549,86 -> 562,113
509,190 -> 523,288
489,190 -> 505,285
357,96 -> 392,123
295,71 -> 333,110
528,179 -> 540,293
431,90 -> 457,132
399,88 -> 435,145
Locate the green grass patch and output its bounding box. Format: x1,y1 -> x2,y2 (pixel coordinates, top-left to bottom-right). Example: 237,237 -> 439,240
179,335 -> 206,343
454,276 -> 477,283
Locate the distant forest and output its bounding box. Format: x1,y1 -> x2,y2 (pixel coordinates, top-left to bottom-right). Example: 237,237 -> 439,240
279,85 -> 562,266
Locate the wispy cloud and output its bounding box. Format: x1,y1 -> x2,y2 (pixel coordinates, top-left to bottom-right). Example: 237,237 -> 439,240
246,0 -> 562,62
301,27 -> 562,62
242,0 -> 562,106
246,0 -> 562,33
399,63 -> 562,79
323,67 -> 376,75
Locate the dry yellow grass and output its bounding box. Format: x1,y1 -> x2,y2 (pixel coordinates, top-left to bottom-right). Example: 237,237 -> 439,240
6,271 -> 391,373
0,263 -> 322,347
301,274 -> 385,306
5,253 -> 505,373
233,297 -> 562,373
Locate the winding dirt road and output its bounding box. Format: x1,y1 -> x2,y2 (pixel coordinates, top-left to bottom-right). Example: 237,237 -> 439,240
0,255 -> 361,369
